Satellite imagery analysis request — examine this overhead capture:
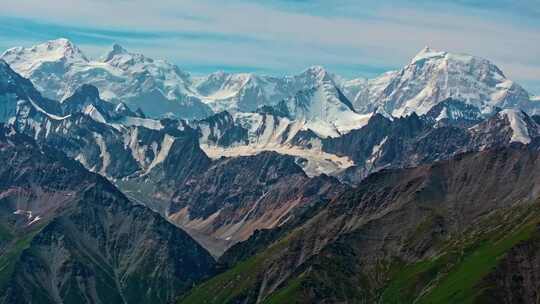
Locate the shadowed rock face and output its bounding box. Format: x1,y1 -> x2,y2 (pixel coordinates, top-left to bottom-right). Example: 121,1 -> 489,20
0,126 -> 215,304
0,60 -> 62,123
179,147 -> 540,303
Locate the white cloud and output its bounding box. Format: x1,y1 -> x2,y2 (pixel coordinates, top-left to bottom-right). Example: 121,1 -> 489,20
1,0 -> 539,93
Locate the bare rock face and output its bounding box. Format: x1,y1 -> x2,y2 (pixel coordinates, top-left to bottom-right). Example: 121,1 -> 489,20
166,151 -> 346,256
0,126 -> 215,304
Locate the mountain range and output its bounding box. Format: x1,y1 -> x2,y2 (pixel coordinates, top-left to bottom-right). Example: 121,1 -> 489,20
1,38 -> 540,303
2,39 -> 538,123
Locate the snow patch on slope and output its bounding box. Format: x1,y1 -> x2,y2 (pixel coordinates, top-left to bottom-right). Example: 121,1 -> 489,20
201,144 -> 353,177
119,116 -> 164,130
83,104 -> 106,124
199,111 -> 358,176
145,134 -> 175,173
93,132 -> 111,175
365,136 -> 388,171
13,209 -> 41,226
28,97 -> 70,120
499,109 -> 531,144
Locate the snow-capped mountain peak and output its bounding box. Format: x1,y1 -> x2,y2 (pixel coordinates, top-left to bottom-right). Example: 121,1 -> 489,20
45,38 -> 86,58
302,65 -> 328,78
0,39 -> 213,119
101,45 -> 152,70
410,46 -> 446,63
102,43 -> 129,62
35,38 -> 88,62
82,103 -> 108,124
282,82 -> 370,137
352,47 -> 535,117
295,65 -> 335,87
1,38 -> 88,77
114,102 -> 129,113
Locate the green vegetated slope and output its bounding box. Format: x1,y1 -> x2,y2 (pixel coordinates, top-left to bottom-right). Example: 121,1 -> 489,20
182,203 -> 540,304
0,225 -> 43,294
381,204 -> 540,304
180,236 -> 293,303
180,147 -> 540,304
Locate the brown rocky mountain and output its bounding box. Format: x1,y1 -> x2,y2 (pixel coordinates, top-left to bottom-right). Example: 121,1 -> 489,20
166,152 -> 347,256
181,146 -> 540,303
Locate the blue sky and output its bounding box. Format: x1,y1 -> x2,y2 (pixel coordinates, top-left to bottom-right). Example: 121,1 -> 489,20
0,0 -> 539,94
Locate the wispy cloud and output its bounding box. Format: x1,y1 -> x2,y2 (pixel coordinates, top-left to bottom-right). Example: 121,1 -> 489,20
0,0 -> 538,94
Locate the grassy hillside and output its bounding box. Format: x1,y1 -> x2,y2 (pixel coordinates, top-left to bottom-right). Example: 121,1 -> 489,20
179,203 -> 540,304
